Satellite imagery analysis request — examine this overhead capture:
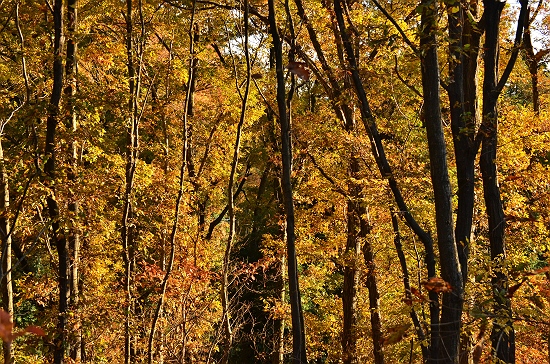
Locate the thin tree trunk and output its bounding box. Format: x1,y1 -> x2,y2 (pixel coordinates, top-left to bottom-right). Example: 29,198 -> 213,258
523,7 -> 540,114
480,1 -> 527,361
64,0 -> 81,359
221,1 -> 251,360
332,1 -> 439,361
0,138 -> 13,364
361,214 -> 384,364
147,2 -> 196,360
45,1 -> 69,362
391,211 -> 428,361
122,0 -> 139,361
268,1 -> 307,362
272,254 -> 285,364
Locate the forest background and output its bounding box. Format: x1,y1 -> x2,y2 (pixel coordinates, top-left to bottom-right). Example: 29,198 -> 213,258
0,0 -> 549,363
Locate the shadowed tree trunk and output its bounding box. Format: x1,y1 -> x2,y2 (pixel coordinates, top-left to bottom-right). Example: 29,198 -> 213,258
45,0 -> 70,362
268,0 -> 307,362
479,0 -> 527,362
419,0 -> 464,362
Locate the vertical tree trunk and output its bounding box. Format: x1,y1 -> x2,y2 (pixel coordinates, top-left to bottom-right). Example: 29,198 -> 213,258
480,1 -> 527,361
361,216 -> 384,364
64,0 -> 81,360
268,1 -> 307,362
122,0 -> 138,361
523,7 -> 541,114
0,138 -> 13,364
45,1 -> 69,362
419,0 -> 464,362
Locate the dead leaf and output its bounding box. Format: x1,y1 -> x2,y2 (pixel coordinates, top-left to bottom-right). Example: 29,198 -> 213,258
286,61 -> 310,80
422,277 -> 453,293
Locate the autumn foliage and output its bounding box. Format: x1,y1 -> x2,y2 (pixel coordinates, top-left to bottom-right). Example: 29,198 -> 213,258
0,0 -> 549,363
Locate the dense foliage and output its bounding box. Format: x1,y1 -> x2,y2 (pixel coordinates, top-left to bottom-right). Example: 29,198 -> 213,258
0,0 -> 549,363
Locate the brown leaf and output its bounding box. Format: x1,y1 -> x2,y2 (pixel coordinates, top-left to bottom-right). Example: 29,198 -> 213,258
422,277 -> 453,293
410,287 -> 430,302
286,61 -> 310,80
0,310 -> 13,342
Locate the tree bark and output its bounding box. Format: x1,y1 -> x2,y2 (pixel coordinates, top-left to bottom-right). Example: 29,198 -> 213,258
480,1 -> 527,361
268,1 -> 307,362
64,0 -> 81,359
0,137 -> 13,364
122,0 -> 139,361
45,1 -> 69,362
419,0 -> 464,362
361,217 -> 384,364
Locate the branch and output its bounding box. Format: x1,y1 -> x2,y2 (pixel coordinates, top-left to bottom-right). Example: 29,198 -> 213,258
370,0 -> 419,56
394,56 -> 422,98
496,0 -> 528,93
205,166 -> 250,240
306,152 -> 348,197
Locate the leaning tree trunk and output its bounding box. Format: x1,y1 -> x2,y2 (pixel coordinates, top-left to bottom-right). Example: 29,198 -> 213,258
221,1 -> 251,361
332,0 -> 438,362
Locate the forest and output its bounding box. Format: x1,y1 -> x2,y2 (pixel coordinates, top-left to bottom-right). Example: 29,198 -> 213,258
0,0 -> 549,362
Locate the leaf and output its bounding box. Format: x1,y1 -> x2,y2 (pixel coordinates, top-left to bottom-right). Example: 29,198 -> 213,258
506,280 -> 526,298
23,326 -> 46,337
382,323 -> 411,345
422,277 -> 453,293
410,287 -> 430,302
286,61 -> 310,80
0,310 -> 13,342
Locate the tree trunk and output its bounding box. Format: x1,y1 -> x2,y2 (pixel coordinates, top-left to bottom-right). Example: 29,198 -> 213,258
332,0 -> 439,361
0,138 -> 13,364
221,2 -> 251,361
362,217 -> 384,364
45,1 -> 69,362
268,1 -> 307,362
419,1 -> 464,363
122,0 -> 139,361
64,0 -> 81,360
523,8 -> 540,114
480,0 -> 527,361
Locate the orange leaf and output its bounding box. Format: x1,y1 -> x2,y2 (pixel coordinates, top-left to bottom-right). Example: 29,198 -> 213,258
523,266 -> 550,276
410,287 -> 430,302
23,326 -> 46,337
422,277 -> 453,293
